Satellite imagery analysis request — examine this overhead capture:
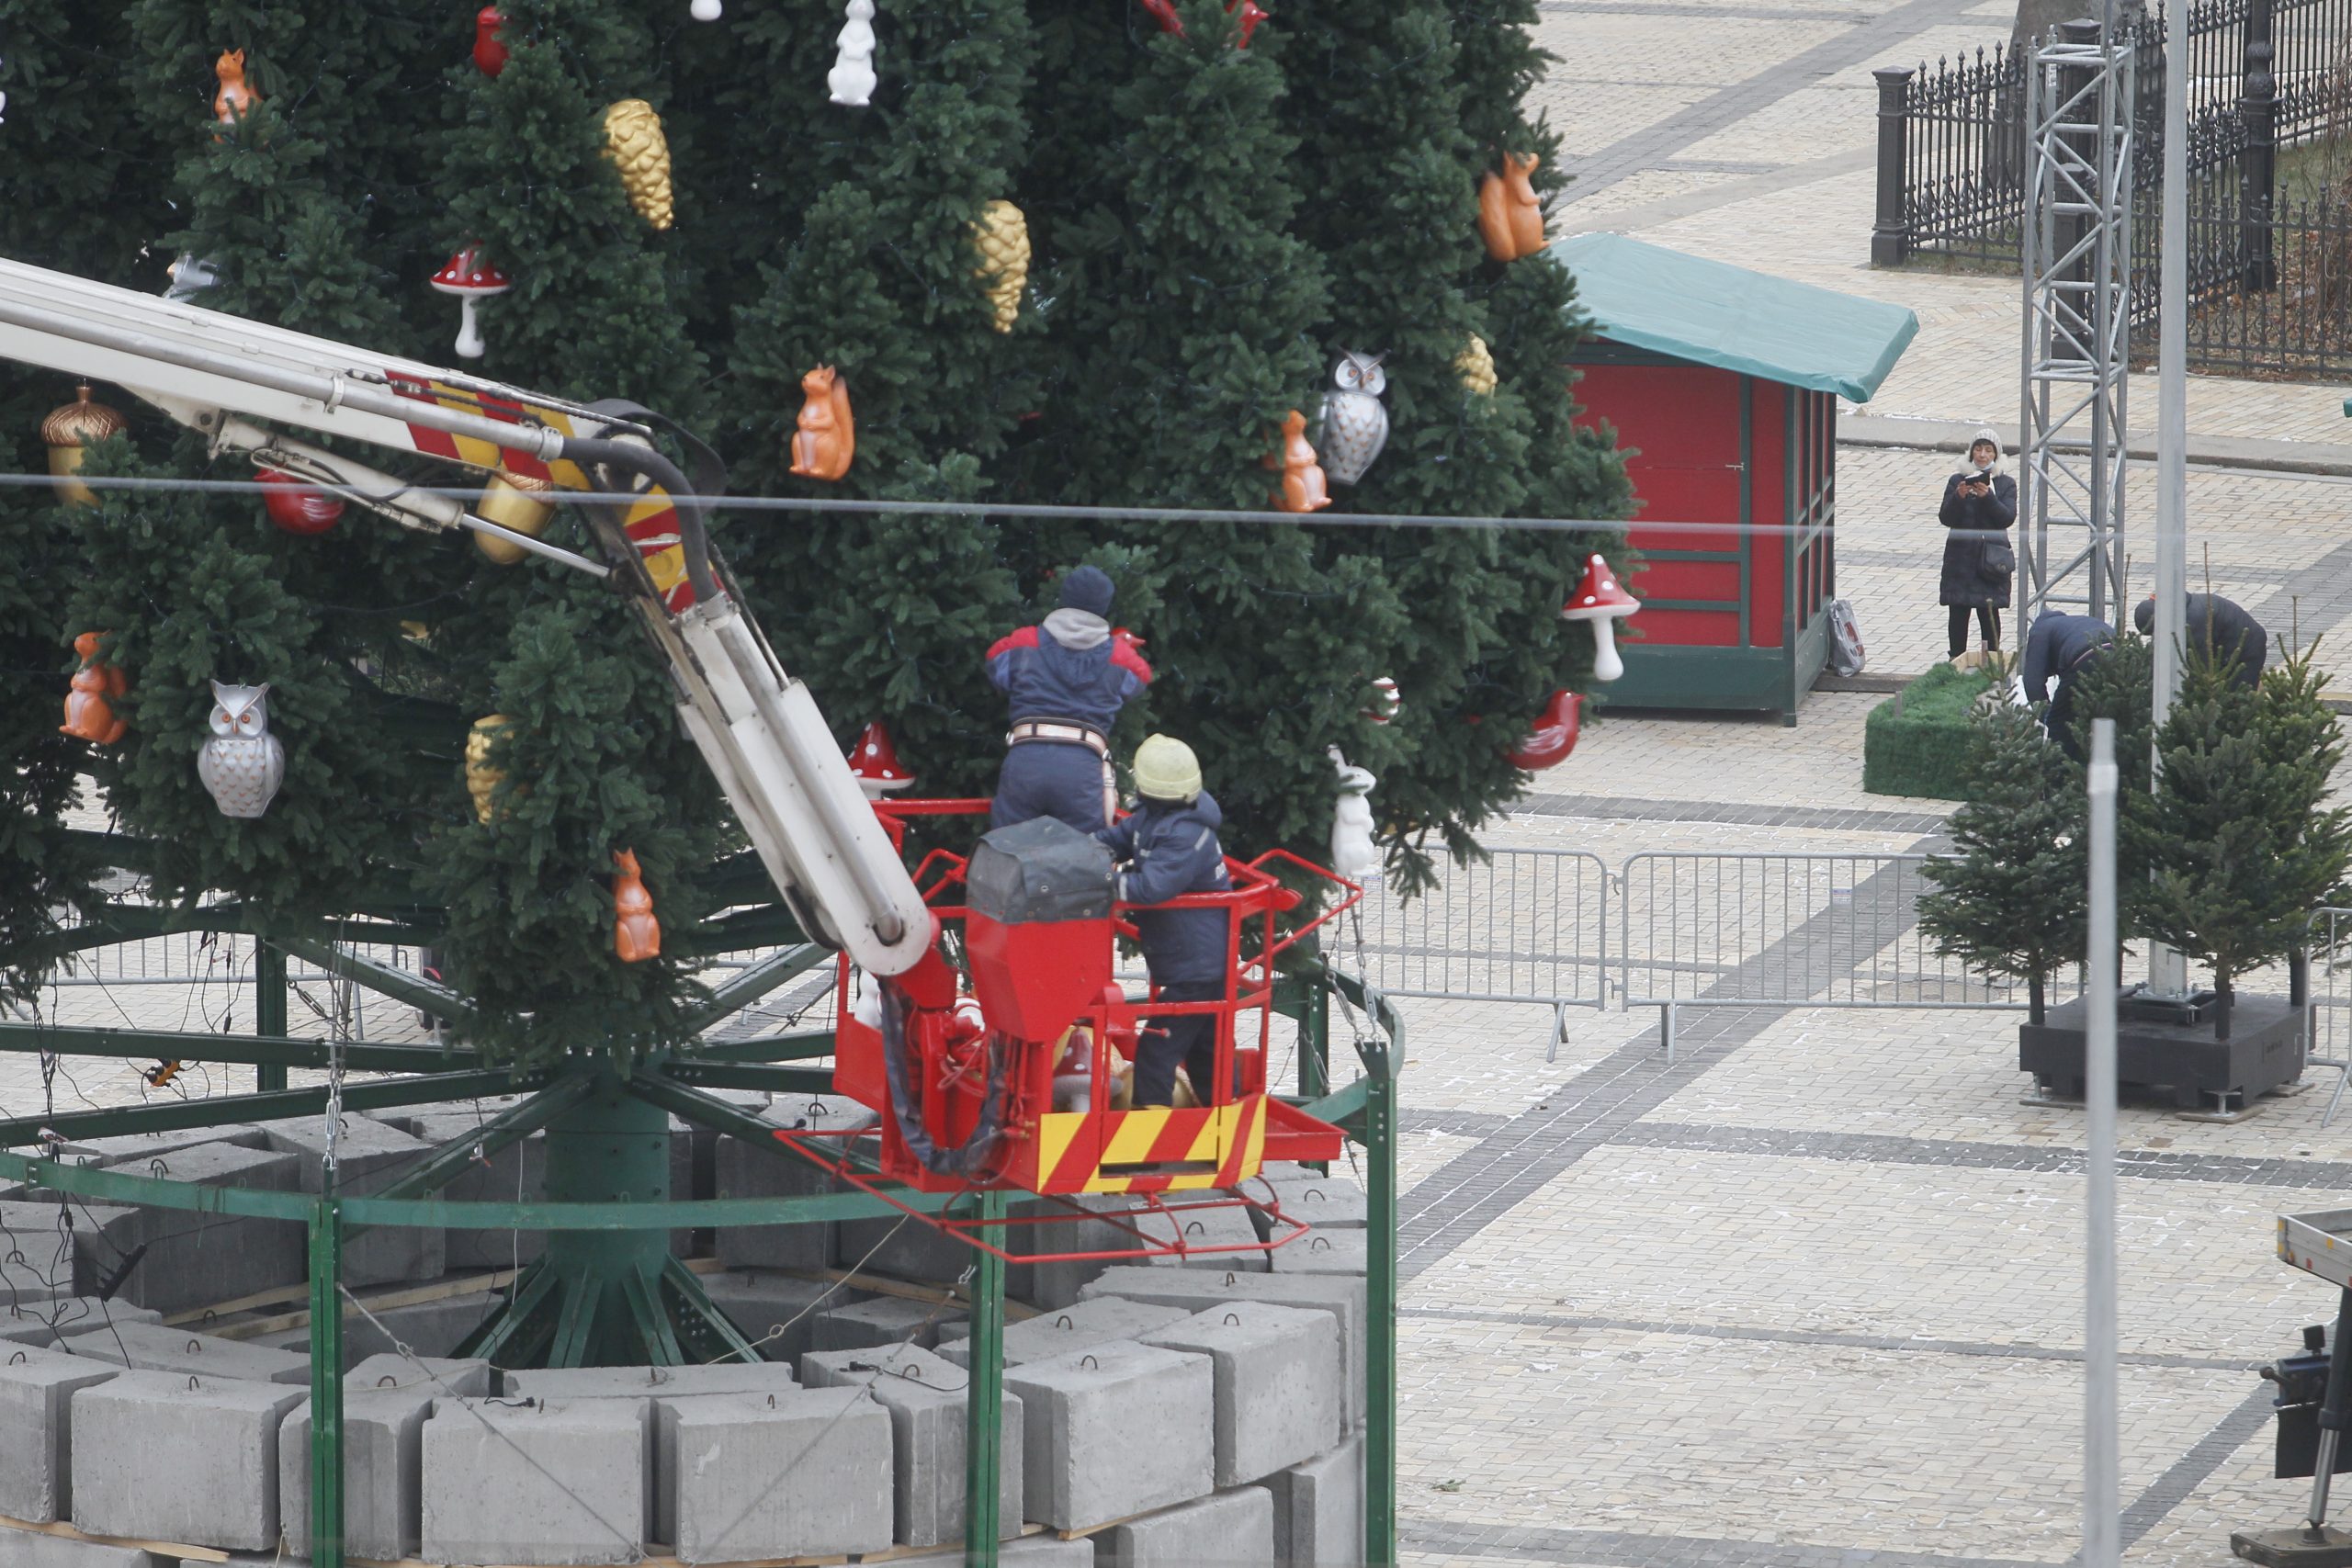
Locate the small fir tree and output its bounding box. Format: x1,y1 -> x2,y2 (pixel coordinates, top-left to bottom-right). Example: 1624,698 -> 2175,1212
2128,645 -> 2349,1038
1917,698 -> 2086,1024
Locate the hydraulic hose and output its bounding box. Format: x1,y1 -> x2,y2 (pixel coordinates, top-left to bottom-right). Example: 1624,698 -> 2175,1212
877,982 -> 1005,1182
556,434 -> 721,606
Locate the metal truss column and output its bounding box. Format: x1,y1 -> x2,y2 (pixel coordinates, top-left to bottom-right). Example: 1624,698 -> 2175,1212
2019,15 -> 2135,630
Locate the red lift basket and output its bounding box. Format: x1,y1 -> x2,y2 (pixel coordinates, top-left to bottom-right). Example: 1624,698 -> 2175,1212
810,801 -> 1354,1219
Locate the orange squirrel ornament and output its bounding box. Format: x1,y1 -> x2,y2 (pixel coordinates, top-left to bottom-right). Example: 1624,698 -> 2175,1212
1476,152 -> 1544,263
788,367 -> 855,481
613,848 -> 661,964
60,632 -> 129,746
212,50 -> 259,124
1270,410 -> 1331,514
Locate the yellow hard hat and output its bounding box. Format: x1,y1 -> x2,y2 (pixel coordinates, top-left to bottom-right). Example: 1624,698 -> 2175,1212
1133,733 -> 1202,802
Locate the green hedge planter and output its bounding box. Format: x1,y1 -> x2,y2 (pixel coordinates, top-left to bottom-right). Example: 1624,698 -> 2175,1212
1863,664 -> 1994,800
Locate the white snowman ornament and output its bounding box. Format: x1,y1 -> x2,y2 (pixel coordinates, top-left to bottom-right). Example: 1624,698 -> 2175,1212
1329,746 -> 1380,881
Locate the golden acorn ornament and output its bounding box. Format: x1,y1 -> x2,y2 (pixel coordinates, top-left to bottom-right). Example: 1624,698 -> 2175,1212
42,385 -> 130,508
971,199 -> 1029,334
465,714 -> 513,824
1454,333 -> 1498,396
603,99 -> 673,231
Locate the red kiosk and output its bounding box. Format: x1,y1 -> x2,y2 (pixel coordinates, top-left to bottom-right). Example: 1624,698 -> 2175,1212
1555,233 -> 1918,722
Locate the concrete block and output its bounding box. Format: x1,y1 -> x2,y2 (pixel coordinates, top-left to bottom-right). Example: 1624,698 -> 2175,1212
396,1111 -> 546,1269
96,1141 -> 305,1314
1267,1229 -> 1366,1276
64,1319 -> 310,1384
1003,1342 -> 1213,1529
940,1294 -> 1191,1370
712,1099 -> 862,1272
672,1089 -> 769,1258
1265,1435 -> 1363,1567
279,1387 -> 433,1561
1251,1172 -> 1366,1233
1095,1484 -> 1274,1568
1023,1194 -> 1136,1311
1139,1303 -> 1341,1483
506,1360 -> 797,1402
815,1344 -> 1024,1546
254,1115 -> 446,1287
630,1371 -> 808,1549
1,1249 -> 70,1300
248,1291 -> 501,1360
1137,1201 -> 1268,1271
345,1351 -> 493,1397
797,1338 -> 967,1390
0,1340 -> 119,1522
666,1388 -> 893,1563
421,1398 -> 647,1565
1082,1269 -> 1365,1427
811,1292 -> 953,1351
0,1201 -> 142,1299
688,1270 -> 850,1369
0,1299 -> 161,1349
71,1370 -> 306,1551
51,1125 -> 266,1167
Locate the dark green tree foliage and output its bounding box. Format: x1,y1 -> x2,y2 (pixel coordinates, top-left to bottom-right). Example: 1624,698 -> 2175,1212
2129,645 -> 2352,1036
3,0 -> 1632,1061
1917,699 -> 2086,1024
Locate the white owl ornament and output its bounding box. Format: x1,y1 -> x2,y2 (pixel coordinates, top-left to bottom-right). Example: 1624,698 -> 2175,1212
1317,350 -> 1389,487
197,682 -> 285,819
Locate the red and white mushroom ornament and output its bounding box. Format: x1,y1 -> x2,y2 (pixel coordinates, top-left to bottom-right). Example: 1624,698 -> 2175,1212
1560,554 -> 1638,682
430,247 -> 510,360
1507,689 -> 1582,771
846,721 -> 915,799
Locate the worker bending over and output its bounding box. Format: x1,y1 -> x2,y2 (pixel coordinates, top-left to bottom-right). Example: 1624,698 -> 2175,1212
1097,735 -> 1234,1109
2133,592 -> 2267,689
985,565 -> 1152,833
2021,609 -> 2114,763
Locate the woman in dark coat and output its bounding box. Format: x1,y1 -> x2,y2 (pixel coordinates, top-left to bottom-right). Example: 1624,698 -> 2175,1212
1938,425 -> 2017,660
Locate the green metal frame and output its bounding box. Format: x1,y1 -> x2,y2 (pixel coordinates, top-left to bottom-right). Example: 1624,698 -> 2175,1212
2,871 -> 1403,1568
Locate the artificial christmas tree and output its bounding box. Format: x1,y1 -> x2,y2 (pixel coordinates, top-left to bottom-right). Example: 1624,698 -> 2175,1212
0,0 -> 1629,1362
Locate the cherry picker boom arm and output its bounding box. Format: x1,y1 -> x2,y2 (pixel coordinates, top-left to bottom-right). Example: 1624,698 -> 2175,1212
0,254 -> 933,977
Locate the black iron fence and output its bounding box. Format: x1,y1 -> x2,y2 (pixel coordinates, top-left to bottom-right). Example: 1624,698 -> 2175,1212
1871,0 -> 2352,372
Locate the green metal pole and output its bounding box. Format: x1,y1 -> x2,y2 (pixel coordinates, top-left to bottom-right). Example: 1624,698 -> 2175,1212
308,1196 -> 345,1568
255,942 -> 288,1093
1363,1064 -> 1397,1566
962,1188 -> 1006,1568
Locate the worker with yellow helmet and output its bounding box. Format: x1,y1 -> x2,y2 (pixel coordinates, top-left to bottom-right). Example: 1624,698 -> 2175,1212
1096,734 -> 1235,1107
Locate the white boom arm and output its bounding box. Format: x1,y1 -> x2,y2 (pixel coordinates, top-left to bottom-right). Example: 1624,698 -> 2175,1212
0,255 -> 934,976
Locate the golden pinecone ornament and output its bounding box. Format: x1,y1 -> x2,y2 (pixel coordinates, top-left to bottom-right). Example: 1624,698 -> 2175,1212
1454,333 -> 1498,396
42,385 -> 130,508
465,715 -> 514,824
603,99 -> 673,231
971,199 -> 1030,334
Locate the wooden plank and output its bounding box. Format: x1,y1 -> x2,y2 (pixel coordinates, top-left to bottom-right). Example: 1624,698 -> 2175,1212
849,1523 -> 1046,1561
205,1267 -> 522,1340
354,1554 -> 848,1568
1057,1506 -> 1159,1540
0,1509 -> 229,1562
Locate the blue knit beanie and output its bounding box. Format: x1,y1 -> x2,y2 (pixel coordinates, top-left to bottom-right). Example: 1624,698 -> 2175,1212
1058,566 -> 1115,619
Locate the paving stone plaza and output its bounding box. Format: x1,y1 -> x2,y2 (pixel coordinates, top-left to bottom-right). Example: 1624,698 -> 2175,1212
17,0 -> 2352,1565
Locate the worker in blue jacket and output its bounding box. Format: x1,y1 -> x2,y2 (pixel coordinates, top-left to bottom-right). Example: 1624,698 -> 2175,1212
985,566 -> 1153,833
1097,735 -> 1235,1109
2021,609 -> 2115,761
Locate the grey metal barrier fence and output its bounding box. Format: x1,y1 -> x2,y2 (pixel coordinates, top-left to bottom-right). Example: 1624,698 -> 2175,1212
1616,852 -> 2071,1060
1341,848 -> 1611,1061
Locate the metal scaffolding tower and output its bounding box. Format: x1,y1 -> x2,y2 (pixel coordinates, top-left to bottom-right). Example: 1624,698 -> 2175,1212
2019,17 -> 2135,627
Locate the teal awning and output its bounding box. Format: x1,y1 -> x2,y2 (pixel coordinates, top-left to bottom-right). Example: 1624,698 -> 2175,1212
1548,232 -> 1919,404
